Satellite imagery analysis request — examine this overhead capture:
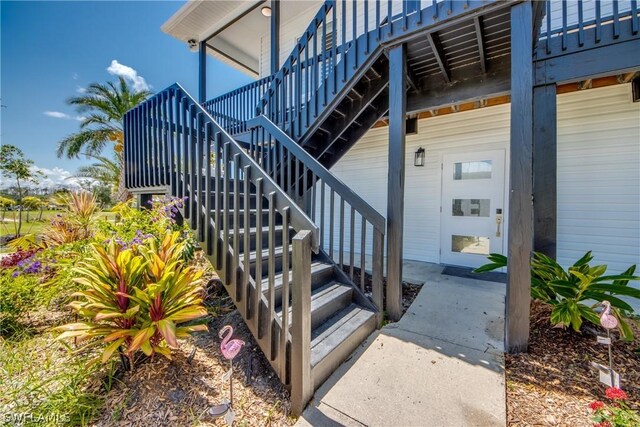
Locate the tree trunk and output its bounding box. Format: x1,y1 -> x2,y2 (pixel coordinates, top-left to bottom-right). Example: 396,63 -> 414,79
17,206 -> 23,237
38,206 -> 44,221
116,151 -> 130,203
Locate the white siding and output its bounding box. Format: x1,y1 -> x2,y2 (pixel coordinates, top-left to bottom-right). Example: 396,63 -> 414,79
328,104 -> 511,263
556,84 -> 640,274
327,84 -> 640,277
545,1 -> 633,34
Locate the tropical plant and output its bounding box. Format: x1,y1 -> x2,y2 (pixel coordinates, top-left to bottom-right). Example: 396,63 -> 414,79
0,145 -> 43,236
56,76 -> 151,202
54,232 -> 208,365
72,153 -> 119,202
475,251 -> 640,340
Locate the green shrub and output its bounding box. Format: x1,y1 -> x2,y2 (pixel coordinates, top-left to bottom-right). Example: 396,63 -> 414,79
54,231 -> 208,365
475,251 -> 640,340
0,274 -> 38,336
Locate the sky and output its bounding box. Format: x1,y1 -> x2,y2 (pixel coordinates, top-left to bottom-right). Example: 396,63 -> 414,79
1,0 -> 254,188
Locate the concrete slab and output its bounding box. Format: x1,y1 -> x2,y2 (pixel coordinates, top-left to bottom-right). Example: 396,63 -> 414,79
297,261 -> 507,427
396,274 -> 505,354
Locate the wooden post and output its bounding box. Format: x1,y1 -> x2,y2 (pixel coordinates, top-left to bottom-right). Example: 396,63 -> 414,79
291,230 -> 313,416
199,41 -> 207,104
506,1 -> 534,354
533,84 -> 557,258
271,0 -> 280,75
386,44 -> 406,322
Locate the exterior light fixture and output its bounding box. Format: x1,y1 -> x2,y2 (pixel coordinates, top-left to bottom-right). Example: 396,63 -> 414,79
261,6 -> 272,17
414,147 -> 425,167
187,39 -> 199,53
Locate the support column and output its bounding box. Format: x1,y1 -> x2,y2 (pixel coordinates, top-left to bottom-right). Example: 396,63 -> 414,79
506,1 -> 534,353
271,0 -> 280,75
386,44 -> 406,322
199,41 -> 207,104
533,84 -> 557,258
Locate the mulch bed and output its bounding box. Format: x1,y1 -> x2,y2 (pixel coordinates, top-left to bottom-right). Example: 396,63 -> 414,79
506,300 -> 640,426
342,266 -> 423,314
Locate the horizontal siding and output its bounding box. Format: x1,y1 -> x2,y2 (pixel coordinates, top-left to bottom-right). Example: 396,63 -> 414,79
545,0 -> 633,34
327,84 -> 639,284
556,84 -> 640,275
328,103 -> 511,263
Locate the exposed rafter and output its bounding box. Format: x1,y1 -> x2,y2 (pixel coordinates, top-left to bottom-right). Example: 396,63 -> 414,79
427,32 -> 451,83
474,16 -> 487,74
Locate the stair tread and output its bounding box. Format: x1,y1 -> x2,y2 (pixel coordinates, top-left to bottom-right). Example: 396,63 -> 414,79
276,281 -> 352,320
246,245 -> 289,262
267,261 -> 334,291
230,225 -> 287,235
310,303 -> 376,368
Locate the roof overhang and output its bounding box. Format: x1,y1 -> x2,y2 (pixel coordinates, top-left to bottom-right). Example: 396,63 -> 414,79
162,0 -> 269,78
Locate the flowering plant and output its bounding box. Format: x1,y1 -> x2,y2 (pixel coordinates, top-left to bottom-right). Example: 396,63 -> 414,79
589,387 -> 640,427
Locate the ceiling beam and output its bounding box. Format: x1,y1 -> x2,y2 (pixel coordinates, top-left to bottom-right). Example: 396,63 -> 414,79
474,16 -> 487,74
426,32 -> 451,83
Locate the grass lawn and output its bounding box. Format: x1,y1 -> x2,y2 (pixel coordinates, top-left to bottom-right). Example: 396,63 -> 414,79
0,210 -> 117,252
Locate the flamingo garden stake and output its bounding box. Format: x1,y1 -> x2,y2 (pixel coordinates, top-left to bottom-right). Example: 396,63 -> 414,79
209,325 -> 245,423
600,301 -> 618,386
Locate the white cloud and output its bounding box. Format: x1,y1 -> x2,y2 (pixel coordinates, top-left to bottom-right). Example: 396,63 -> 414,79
76,86 -> 87,94
0,166 -> 94,190
43,111 -> 85,121
44,111 -> 70,119
72,73 -> 79,80
106,60 -> 150,92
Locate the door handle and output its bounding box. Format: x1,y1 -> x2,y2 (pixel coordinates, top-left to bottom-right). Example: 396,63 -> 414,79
495,208 -> 503,237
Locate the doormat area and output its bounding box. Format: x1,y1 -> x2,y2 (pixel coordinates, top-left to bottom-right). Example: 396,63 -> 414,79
441,265 -> 507,283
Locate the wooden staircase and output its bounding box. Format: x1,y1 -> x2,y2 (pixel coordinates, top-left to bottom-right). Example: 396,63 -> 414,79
125,0 -> 522,416
123,84 -> 384,415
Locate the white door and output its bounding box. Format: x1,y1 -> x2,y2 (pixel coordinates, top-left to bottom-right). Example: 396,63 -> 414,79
440,150 -> 506,268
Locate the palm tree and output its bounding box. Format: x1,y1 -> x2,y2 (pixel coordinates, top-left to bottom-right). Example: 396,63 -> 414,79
72,154 -> 119,201
56,77 -> 151,202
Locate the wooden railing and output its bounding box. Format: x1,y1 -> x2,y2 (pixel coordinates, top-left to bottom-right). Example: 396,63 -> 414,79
248,115 -> 386,316
123,84 -> 319,412
539,0 -> 639,55
203,75 -> 274,136
257,0 -> 437,139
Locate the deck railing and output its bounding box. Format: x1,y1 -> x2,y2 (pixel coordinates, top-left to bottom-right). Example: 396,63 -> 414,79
202,75 -> 274,136
124,84 -> 320,410
248,115 -> 386,317
539,0 -> 639,55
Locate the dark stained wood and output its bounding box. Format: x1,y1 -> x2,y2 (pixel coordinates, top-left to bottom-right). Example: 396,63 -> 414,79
290,230 -> 313,416
198,41 -> 207,104
407,62 -> 510,114
473,16 -> 486,74
533,84 -> 557,259
427,32 -> 451,83
386,43 -> 406,322
271,0 -> 280,75
506,1 -> 533,354
535,21 -> 640,85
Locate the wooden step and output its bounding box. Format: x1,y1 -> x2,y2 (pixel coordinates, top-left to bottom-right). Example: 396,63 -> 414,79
310,304 -> 377,390
223,208 -> 282,228
246,245 -> 290,276
269,261 -> 335,306
276,281 -> 353,331
230,225 -> 292,252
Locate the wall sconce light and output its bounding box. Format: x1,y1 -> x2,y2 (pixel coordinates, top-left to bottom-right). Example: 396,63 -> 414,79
414,147 -> 425,167
261,6 -> 272,17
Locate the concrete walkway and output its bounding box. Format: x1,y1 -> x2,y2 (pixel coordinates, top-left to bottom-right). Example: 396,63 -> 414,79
297,261 -> 506,427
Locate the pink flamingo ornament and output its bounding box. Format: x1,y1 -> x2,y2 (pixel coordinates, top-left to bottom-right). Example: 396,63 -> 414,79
220,325 -> 245,360
600,301 -> 618,329
209,325 -> 245,421
600,301 -> 618,387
